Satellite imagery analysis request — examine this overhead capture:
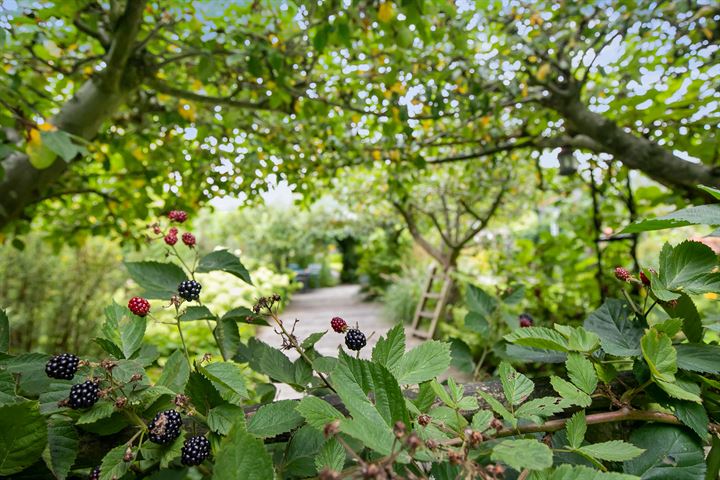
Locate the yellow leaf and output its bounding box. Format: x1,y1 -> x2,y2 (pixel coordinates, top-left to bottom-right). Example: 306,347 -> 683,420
378,2 -> 394,23
705,292 -> 718,300
38,122 -> 56,132
178,101 -> 197,121
390,82 -> 405,94
351,114 -> 361,123
480,116 -> 491,127
536,63 -> 551,81
389,150 -> 400,161
521,84 -> 528,97
528,55 -> 537,63
26,128 -> 56,169
702,27 -> 713,40
371,150 -> 382,161
457,84 -> 468,95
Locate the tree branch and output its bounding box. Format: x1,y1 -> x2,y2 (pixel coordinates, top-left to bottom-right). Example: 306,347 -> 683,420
426,139 -> 535,165
73,17 -> 111,49
456,184 -> 506,248
102,0 -> 147,92
146,78 -> 287,112
392,201 -> 446,265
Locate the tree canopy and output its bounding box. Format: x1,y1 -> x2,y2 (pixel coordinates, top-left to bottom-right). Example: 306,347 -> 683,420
0,0 -> 718,239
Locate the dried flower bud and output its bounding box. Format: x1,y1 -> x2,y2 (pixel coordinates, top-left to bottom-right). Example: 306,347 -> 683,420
130,373 -> 143,382
393,420 -> 406,438
425,439 -> 438,450
417,413 -> 431,426
406,432 -> 422,451
123,446 -> 134,462
448,450 -> 465,465
114,397 -> 127,409
467,430 -> 483,446
174,394 -> 189,408
361,463 -> 381,479
324,420 -> 340,438
100,359 -> 117,371
318,468 -> 341,480
490,418 -> 504,431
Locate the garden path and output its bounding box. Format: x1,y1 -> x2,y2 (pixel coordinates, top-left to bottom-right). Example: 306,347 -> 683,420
256,284 -> 423,399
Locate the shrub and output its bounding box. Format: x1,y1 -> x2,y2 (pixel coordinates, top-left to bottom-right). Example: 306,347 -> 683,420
2,200 -> 720,479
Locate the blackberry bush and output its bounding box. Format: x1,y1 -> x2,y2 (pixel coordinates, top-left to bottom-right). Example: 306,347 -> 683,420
177,279 -> 201,301
68,380 -> 99,409
147,409 -> 182,444
45,353 -> 79,380
181,435 -> 211,466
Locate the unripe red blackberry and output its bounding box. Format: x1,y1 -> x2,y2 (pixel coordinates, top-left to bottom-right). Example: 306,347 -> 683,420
128,296 -> 150,317
640,271 -> 651,286
182,232 -> 196,247
181,435 -> 211,465
169,227 -> 178,235
164,233 -> 178,246
178,280 -> 202,301
518,313 -> 533,328
614,266 -> 631,282
331,316 -> 348,333
68,380 -> 100,409
88,466 -> 100,480
45,353 -> 79,380
168,210 -> 188,223
148,409 -> 182,444
344,328 -> 366,351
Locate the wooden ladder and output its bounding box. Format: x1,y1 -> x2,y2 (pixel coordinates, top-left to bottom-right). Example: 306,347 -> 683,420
409,264 -> 453,340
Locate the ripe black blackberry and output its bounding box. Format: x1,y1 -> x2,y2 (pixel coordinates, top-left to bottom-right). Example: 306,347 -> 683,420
177,280 -> 202,301
68,380 -> 99,409
45,353 -> 80,380
345,328 -> 366,351
148,409 -> 183,444
88,466 -> 100,480
181,435 -> 211,466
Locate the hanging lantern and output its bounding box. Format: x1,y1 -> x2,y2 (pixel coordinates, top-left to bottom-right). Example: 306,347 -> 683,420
558,146 -> 577,176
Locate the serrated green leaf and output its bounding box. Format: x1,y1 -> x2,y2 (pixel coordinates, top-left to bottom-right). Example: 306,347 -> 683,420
197,250 -> 252,284
504,327 -> 569,352
208,404 -> 245,435
301,331 -> 327,349
221,306 -> 269,326
296,396 -> 344,431
515,396 -> 566,421
393,340 -> 451,384
213,418 -> 273,480
499,361 -> 534,405
42,415 -> 78,480
139,431 -> 184,469
119,315 -> 145,359
539,464 -> 640,479
201,361 -> 248,403
449,338 -> 475,373
157,349 -> 190,393
655,318 -> 684,337
672,400 -> 709,439
584,299 -> 643,357
565,410 -> 586,449
471,410 -> 493,431
467,284 -> 497,315
124,261 -> 188,299
0,401 -> 48,475
315,438 -> 345,473
491,439 -> 553,471
179,305 -> 215,321
98,443 -> 130,480
578,440 -> 644,461
622,204 -> 720,233
76,401 -> 115,425
656,377 -> 702,403
247,399 -> 304,438
657,241 -> 720,295
624,424 -> 705,478
641,329 -> 677,383
551,376 -> 591,407
566,353 -> 598,395
554,325 -> 601,353
675,343 -> 720,373
477,389 -> 516,427
662,294 -> 702,343
372,324 -> 406,370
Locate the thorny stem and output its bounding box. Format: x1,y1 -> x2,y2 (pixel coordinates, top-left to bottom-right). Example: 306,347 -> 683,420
174,305 -> 192,369
621,289 -> 643,316
267,308 -> 337,394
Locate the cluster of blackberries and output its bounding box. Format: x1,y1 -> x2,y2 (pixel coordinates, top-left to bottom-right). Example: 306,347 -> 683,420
128,296 -> 151,317
89,466 -> 101,480
148,409 -> 183,444
181,435 -> 211,466
45,353 -> 79,380
330,317 -> 367,351
68,380 -> 100,409
178,280 -> 202,301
